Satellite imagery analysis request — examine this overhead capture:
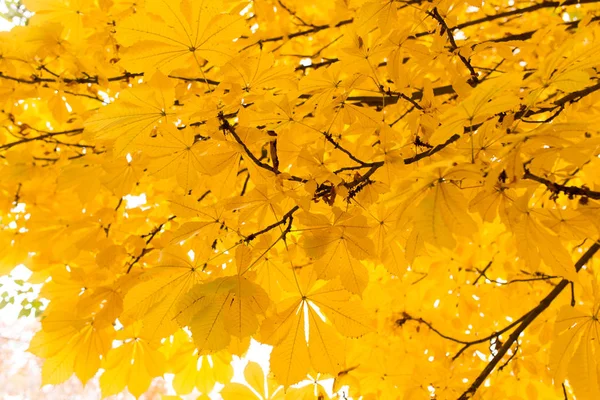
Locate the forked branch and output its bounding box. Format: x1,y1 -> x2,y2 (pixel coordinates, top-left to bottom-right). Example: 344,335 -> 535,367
458,242 -> 600,399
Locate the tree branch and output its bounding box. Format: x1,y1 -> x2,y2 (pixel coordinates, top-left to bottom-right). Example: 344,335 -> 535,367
244,205 -> 299,242
126,216 -> 176,273
277,0 -> 315,27
523,170 -> 600,200
472,259 -> 494,285
452,0 -> 600,32
241,18 -> 353,51
218,112 -> 279,174
0,70 -> 143,85
218,111 -> 308,183
404,134 -> 461,164
428,7 -> 478,85
0,128 -> 84,151
397,311 -> 528,360
322,130 -> 373,166
458,241 -> 600,400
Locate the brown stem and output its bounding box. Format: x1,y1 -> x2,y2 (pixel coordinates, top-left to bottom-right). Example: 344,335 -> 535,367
458,242 -> 600,399
0,128 -> 84,151
126,216 -> 176,274
428,7 -> 478,85
523,170 -> 600,200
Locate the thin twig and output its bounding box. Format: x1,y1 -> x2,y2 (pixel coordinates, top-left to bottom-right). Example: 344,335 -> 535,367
458,242 -> 600,399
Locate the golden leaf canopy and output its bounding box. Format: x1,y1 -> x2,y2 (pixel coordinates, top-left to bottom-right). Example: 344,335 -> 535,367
1,0 -> 600,398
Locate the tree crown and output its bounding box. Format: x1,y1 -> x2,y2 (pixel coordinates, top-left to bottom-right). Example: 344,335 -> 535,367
2,0 -> 600,398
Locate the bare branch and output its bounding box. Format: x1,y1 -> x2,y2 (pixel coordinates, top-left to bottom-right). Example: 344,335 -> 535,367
458,242 -> 600,399
428,7 -> 479,85
0,128 -> 84,151
524,170 -> 600,200
126,216 -> 176,274
244,205 -> 299,242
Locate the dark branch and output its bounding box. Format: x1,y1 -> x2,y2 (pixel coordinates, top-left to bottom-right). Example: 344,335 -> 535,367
0,70 -> 143,85
472,260 -> 494,285
524,170 -> 600,200
428,7 -> 478,85
277,0 -> 315,27
218,111 -> 307,183
322,130 -> 372,166
458,242 -> 600,400
241,18 -> 353,51
473,266 -> 559,286
404,134 -> 461,165
126,216 -> 176,274
244,205 -> 299,242
452,0 -> 600,32
397,311 -> 528,360
218,112 -> 278,174
0,128 -> 84,151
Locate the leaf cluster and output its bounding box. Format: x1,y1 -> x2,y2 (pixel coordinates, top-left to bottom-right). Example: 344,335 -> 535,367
1,0 -> 600,398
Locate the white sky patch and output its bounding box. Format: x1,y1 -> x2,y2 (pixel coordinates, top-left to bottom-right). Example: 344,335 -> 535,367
0,265 -> 43,325
300,58 -> 312,67
239,3 -> 252,16
0,17 -> 13,31
454,30 -> 466,40
230,339 -> 273,388
10,203 -> 26,213
11,264 -> 32,281
97,90 -> 112,104
124,193 -> 146,209
475,350 -> 488,362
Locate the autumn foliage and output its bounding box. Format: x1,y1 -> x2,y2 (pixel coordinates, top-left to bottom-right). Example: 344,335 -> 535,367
2,0 -> 600,398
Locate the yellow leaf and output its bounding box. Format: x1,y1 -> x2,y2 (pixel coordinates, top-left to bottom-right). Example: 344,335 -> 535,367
244,362 -> 266,395
512,212 -> 577,281
139,125 -> 211,191
302,212 -> 374,294
269,303 -> 310,387
221,383 -> 260,400
100,322 -> 166,398
550,304 -> 600,400
176,275 -> 270,353
116,0 -> 245,73
41,346 -> 77,385
122,246 -> 205,339
430,73 -> 522,144
32,308 -> 114,385
308,281 -> 373,338
84,72 -> 176,155
222,49 -> 297,97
